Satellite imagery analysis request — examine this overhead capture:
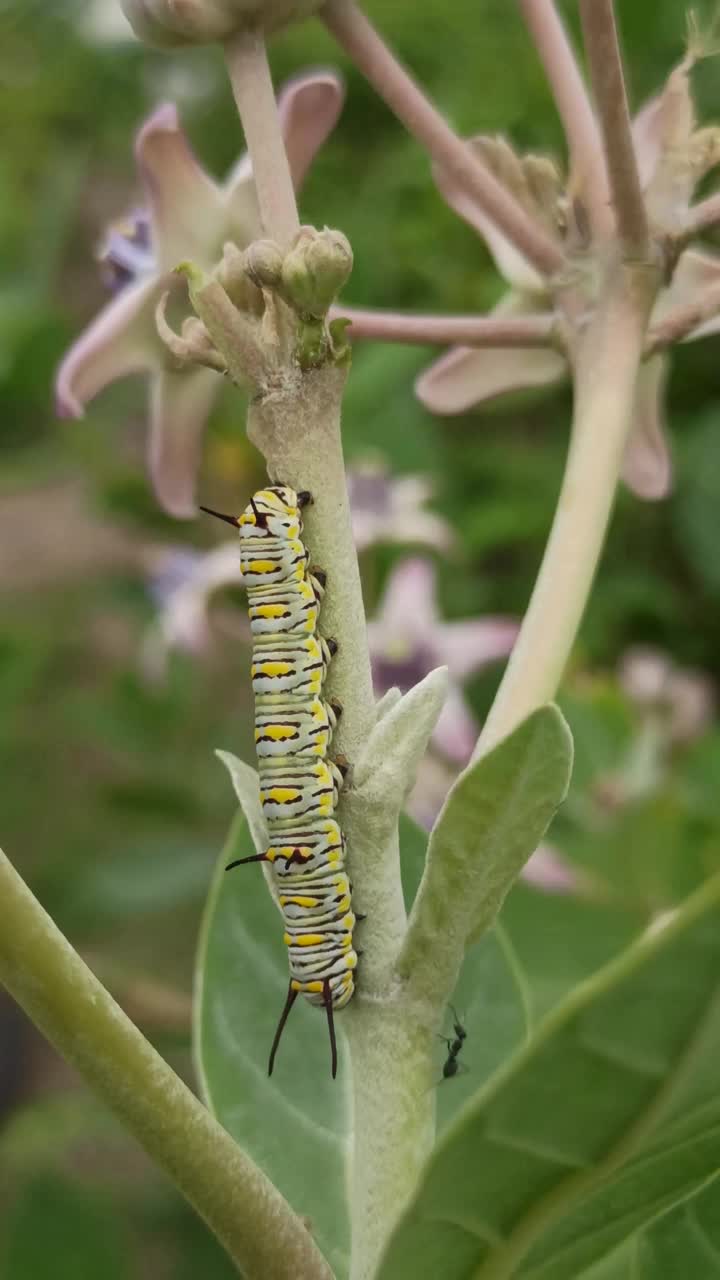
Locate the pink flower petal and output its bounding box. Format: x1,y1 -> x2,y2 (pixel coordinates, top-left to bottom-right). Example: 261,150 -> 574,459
436,618 -> 518,680
55,277 -> 160,418
652,248 -> 720,342
433,139 -> 544,292
521,844 -> 579,894
136,103 -> 225,271
373,557 -> 438,636
432,681 -> 478,763
148,365 -> 221,517
631,93 -> 664,188
416,342 -> 566,415
621,354 -> 672,500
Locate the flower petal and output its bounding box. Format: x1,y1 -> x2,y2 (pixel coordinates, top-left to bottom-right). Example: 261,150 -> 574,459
631,93 -> 664,188
55,278 -> 160,418
416,342 -> 566,415
148,365 -> 221,517
431,681 -> 479,764
621,354 -> 672,500
136,102 -> 224,271
436,617 -> 518,680
654,247 -> 720,341
433,138 -> 544,292
372,557 -> 438,636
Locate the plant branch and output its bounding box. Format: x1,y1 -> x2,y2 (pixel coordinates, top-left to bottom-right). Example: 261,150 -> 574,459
683,192 -> 720,241
579,0 -> 649,259
519,0 -> 611,237
646,280 -> 720,352
223,28 -> 299,248
337,304 -> 557,347
476,260 -> 660,757
0,846 -> 332,1280
321,0 -> 564,279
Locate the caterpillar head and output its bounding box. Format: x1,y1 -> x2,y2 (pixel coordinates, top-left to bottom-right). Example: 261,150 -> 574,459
200,486 -> 312,540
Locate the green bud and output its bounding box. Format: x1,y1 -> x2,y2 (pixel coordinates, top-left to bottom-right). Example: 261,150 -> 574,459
279,226 -> 353,318
244,239 -> 284,289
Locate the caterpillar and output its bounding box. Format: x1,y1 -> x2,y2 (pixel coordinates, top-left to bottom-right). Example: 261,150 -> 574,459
200,486 -> 357,1078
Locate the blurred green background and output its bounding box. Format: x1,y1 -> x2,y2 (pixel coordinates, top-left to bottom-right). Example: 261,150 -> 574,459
1,0 -> 719,1273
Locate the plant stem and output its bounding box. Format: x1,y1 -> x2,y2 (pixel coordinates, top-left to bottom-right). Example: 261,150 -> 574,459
579,0 -> 649,259
246,362 -> 374,763
476,260 -> 659,757
0,847 -> 332,1280
683,192 -> 720,240
337,304 -> 557,347
321,0 -> 564,279
519,0 -> 612,237
223,27 -> 299,248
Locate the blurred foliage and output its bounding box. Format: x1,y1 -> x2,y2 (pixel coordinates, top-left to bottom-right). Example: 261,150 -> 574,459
1,0 -> 720,1273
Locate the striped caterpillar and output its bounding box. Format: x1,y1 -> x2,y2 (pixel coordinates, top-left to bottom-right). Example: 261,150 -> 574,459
201,486 -> 357,1077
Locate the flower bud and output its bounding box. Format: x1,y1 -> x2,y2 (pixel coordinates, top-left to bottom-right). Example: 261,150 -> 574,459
215,242 -> 263,313
280,226 -> 353,318
120,0 -> 322,47
244,238 -> 284,289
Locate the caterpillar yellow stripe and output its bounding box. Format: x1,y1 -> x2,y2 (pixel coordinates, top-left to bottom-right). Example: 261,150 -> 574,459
201,486 -> 358,1078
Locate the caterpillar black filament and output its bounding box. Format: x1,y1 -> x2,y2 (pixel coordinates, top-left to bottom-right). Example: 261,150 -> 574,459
201,487 -> 357,1078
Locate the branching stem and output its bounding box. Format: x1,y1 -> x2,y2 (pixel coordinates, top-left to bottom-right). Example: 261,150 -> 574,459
337,305 -> 557,347
476,261 -> 660,756
223,28 -> 300,247
321,0 -> 564,278
579,0 -> 649,258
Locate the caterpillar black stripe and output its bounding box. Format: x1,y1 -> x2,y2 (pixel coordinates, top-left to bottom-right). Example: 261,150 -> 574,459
201,487 -> 357,1077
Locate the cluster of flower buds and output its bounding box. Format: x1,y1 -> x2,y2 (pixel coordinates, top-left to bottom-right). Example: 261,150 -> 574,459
158,225 -> 353,386
120,0 -> 322,46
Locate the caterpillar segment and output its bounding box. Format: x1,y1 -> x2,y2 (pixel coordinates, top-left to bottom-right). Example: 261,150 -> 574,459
200,487 -> 357,1079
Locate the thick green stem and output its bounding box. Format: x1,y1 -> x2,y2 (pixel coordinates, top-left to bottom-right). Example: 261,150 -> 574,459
477,261 -> 660,757
0,847 -> 332,1280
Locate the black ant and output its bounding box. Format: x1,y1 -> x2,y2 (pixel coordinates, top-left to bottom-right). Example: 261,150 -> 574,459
438,1006 -> 468,1082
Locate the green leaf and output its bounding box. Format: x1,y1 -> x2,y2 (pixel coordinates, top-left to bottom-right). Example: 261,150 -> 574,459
398,705 -> 573,1001
195,812 -> 351,1278
196,810 -> 529,1276
376,873 -> 720,1280
576,1175 -> 720,1278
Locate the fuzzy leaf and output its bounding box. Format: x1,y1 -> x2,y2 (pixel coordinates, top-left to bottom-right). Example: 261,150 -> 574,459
353,666 -> 449,798
376,873 -> 720,1280
215,750 -> 267,856
398,705 -> 573,998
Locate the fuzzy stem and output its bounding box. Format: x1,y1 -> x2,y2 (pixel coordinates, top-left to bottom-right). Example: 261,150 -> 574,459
223,28 -> 299,248
579,0 -> 649,258
247,363 -> 374,760
683,192 -> 720,240
476,261 -> 660,757
246,367 -> 423,1280
519,0 -> 612,237
321,0 -> 564,279
337,304 -> 557,347
0,846 -> 332,1280
646,280 -> 720,352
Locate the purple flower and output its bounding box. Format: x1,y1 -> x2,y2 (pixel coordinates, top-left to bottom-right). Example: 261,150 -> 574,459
56,72 -> 344,518
368,557 -> 518,763
347,457 -> 454,552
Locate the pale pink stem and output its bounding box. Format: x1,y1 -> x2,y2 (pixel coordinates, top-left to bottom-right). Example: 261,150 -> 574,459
223,29 -> 299,248
336,304 -> 556,347
646,281 -> 720,353
579,0 -> 649,259
519,0 -> 612,237
322,0 -> 564,279
683,193 -> 720,241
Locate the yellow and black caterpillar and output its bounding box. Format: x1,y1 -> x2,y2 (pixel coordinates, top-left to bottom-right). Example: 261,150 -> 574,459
201,486 -> 357,1077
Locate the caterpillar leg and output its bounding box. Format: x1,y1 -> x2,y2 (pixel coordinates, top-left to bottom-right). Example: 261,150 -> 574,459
268,982 -> 299,1077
